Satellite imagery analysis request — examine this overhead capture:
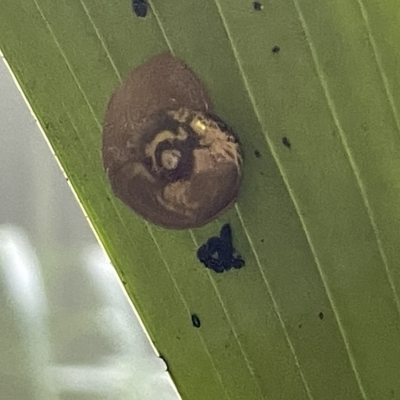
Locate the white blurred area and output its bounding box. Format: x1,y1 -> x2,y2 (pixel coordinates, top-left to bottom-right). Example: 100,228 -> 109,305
0,53 -> 180,400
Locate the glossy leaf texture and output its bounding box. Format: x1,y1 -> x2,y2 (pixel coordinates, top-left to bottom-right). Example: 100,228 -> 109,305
1,1 -> 400,399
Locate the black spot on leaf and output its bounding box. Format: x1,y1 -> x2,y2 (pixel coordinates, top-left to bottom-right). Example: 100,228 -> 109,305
272,45 -> 280,54
197,224 -> 245,273
191,314 -> 201,328
253,1 -> 263,11
132,0 -> 147,18
282,136 -> 291,149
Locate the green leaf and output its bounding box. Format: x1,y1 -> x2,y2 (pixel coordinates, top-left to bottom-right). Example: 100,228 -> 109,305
1,0 -> 400,399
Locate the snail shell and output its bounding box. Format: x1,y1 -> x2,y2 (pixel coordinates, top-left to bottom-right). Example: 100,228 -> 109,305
102,53 -> 242,229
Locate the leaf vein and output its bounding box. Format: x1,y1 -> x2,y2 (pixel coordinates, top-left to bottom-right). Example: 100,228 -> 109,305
79,0 -> 122,81
293,1 -> 397,398
356,0 -> 400,133
148,227 -> 231,400
147,3 -> 267,397
212,1 -> 315,399
31,0 -> 144,259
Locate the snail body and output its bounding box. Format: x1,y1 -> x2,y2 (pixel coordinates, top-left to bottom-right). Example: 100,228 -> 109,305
102,53 -> 242,229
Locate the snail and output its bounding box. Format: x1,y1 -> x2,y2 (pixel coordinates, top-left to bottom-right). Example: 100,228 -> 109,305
102,53 -> 243,229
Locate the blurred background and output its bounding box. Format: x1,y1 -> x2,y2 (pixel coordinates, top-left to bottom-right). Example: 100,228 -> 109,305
0,53 -> 179,400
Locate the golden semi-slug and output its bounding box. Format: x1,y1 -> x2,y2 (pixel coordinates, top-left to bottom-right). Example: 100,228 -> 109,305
102,53 -> 242,229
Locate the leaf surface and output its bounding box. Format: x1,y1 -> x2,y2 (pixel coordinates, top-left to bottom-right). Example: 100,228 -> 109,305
1,0 -> 400,399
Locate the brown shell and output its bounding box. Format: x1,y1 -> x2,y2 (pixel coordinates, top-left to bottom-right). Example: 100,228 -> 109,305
102,53 -> 242,229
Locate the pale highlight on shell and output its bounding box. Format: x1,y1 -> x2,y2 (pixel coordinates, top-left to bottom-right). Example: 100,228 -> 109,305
102,53 -> 242,229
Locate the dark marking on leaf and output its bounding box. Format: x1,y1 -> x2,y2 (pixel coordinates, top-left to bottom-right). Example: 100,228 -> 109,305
272,45 -> 280,54
254,150 -> 261,158
318,312 -> 324,320
132,0 -> 147,18
253,1 -> 263,11
282,136 -> 291,149
197,224 -> 245,273
191,314 -> 201,328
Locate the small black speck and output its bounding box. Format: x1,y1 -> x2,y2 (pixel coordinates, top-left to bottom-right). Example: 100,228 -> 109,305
272,45 -> 280,54
65,178 -> 69,182
132,0 -> 147,18
191,314 -> 201,328
253,1 -> 263,11
254,150 -> 261,158
260,238 -> 264,243
282,136 -> 291,149
318,312 -> 324,320
298,324 -> 302,328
